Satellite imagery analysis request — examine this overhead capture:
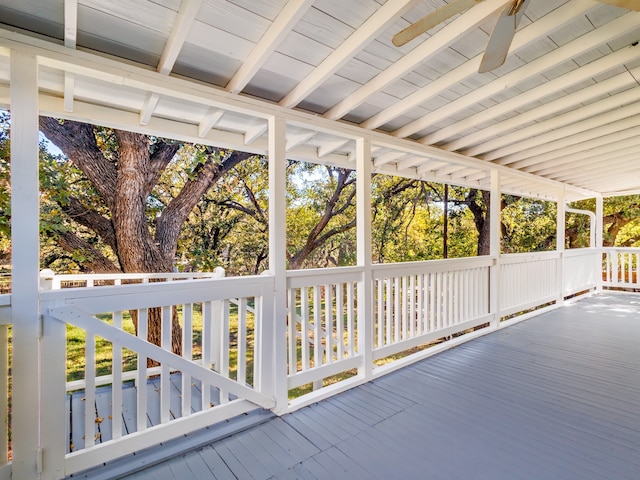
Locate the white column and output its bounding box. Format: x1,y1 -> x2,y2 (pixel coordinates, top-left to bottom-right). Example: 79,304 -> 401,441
489,170 -> 500,328
595,194 -> 604,292
268,115 -> 288,413
556,188 -> 566,304
355,137 -> 373,379
9,50 -> 41,479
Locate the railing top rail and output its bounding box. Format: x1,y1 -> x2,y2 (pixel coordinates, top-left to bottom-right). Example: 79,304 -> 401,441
500,251 -> 561,263
602,246 -> 640,252
372,256 -> 494,275
44,271 -> 222,281
563,247 -> 601,257
286,265 -> 364,278
40,274 -> 274,313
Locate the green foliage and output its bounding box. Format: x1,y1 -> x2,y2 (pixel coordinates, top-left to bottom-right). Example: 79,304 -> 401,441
501,195 -> 556,253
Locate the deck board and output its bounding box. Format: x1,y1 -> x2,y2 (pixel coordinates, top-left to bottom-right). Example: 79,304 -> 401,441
117,293 -> 640,479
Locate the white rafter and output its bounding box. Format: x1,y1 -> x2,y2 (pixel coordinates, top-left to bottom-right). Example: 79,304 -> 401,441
227,0 -> 314,95
244,123 -> 268,145
490,110 -> 640,167
360,0 -> 596,131
158,0 -> 203,75
323,0 -> 511,121
422,40 -> 640,146
198,109 -> 225,138
465,70 -> 640,158
280,0 -> 418,109
63,0 -> 78,112
393,11 -> 640,140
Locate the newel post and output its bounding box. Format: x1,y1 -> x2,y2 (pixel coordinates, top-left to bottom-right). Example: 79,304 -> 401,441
556,189 -> 566,304
268,115 -> 288,413
595,195 -> 604,293
355,137 -> 373,380
9,50 -> 49,480
489,170 -> 501,328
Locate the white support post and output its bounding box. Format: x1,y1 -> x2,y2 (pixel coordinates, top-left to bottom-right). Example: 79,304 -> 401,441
355,137 -> 373,379
489,170 -> 501,328
595,194 -> 604,292
268,115 -> 288,413
9,51 -> 46,480
556,188 -> 566,304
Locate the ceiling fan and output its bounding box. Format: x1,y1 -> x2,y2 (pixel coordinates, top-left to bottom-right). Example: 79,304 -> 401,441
392,0 -> 640,73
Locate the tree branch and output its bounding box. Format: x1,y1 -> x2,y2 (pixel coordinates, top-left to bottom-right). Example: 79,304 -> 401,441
55,230 -> 120,273
61,196 -> 117,252
39,117 -> 118,209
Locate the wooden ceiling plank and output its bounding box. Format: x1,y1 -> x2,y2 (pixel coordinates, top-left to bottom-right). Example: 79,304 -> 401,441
433,43 -> 640,148
140,92 -> 161,126
279,0 -> 418,109
227,0 -> 315,94
361,0 -> 595,131
394,11 -> 640,141
490,110 -> 640,166
508,124 -> 640,170
323,0 -> 511,120
286,131 -> 316,152
469,75 -> 640,158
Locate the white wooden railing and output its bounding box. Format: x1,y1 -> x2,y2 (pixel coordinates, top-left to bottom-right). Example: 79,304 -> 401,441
0,247 -> 614,478
603,247 -> 640,290
500,251 -> 561,317
39,272 -> 275,477
0,293 -> 10,480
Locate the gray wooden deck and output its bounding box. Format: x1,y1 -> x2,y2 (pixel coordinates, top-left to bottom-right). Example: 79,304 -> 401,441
106,293 -> 640,479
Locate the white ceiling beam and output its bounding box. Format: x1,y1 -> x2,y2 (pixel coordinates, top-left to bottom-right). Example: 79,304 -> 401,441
63,72 -> 74,113
512,125 -> 640,171
396,156 -> 433,171
373,151 -> 407,167
286,131 -> 316,152
279,0 -> 418,109
318,139 -> 350,158
470,77 -> 640,159
227,0 -> 314,94
323,0 -> 511,120
394,11 -> 640,140
244,123 -> 268,145
38,92 -> 269,155
157,0 -> 203,75
64,0 -> 77,49
493,111 -> 640,166
435,164 -> 466,176
538,145 -> 640,179
551,154 -> 640,183
464,171 -> 489,183
449,167 -> 482,181
360,0 -> 595,131
198,109 -> 224,138
140,92 -> 160,126
427,41 -> 640,147
564,165 -> 640,191
417,160 -> 450,176
63,0 -> 78,112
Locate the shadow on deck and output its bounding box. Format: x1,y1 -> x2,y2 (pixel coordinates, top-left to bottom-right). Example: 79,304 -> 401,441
75,293 -> 640,479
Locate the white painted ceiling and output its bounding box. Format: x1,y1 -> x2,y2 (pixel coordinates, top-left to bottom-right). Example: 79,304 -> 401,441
1,0 -> 640,200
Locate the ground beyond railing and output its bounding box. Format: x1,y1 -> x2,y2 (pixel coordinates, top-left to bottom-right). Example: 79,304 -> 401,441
0,248 -> 613,478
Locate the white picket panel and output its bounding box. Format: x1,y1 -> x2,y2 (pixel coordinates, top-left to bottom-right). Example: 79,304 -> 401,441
499,252 -> 560,317
564,249 -> 600,296
603,247 -> 640,290
286,267 -> 362,391
371,257 -> 492,362
39,274 -> 275,477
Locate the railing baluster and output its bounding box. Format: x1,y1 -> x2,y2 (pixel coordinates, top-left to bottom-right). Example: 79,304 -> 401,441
287,288 -> 297,375
237,298 -> 247,385
182,303 -> 192,417
137,308 -> 148,432
347,281 -> 355,357
112,311 -> 123,439
201,301 -> 212,409
336,283 -> 344,360
85,331 -> 96,447
219,300 -> 230,403
301,287 -> 309,371
161,305 -> 171,424
325,284 -> 333,364
313,286 -> 322,388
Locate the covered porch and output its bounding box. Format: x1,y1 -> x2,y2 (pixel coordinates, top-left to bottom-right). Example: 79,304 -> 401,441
1,1 -> 640,479
123,293 -> 640,479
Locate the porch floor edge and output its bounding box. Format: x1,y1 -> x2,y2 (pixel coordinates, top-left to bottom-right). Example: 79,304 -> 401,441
66,408 -> 276,480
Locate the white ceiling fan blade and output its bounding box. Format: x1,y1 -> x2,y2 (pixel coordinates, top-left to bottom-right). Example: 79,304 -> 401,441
392,0 -> 484,47
478,0 -> 530,73
595,0 -> 640,11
